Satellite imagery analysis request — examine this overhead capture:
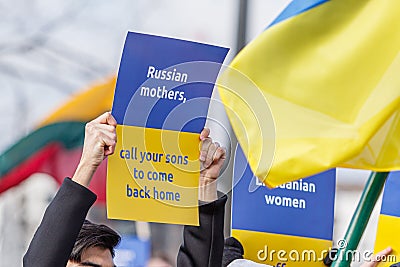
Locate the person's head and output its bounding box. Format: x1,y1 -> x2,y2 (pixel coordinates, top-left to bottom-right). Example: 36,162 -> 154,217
66,220 -> 121,267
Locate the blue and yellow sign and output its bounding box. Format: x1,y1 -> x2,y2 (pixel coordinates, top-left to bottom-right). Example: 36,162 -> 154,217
231,144 -> 336,266
107,32 -> 229,225
374,171 -> 400,266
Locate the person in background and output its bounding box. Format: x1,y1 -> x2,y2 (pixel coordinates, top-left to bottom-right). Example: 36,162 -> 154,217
23,112 -> 227,267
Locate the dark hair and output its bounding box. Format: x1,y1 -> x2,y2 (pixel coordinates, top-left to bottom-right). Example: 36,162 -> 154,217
69,220 -> 121,262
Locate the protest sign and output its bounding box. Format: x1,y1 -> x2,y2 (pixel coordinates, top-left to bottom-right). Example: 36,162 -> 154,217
107,32 -> 228,225
232,144 -> 336,266
374,171 -> 400,266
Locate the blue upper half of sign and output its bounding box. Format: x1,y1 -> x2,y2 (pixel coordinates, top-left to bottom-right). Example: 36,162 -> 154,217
111,32 -> 229,133
231,144 -> 336,241
380,171 -> 400,217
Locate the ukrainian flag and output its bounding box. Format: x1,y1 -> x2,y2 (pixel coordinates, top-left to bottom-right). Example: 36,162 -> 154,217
219,0 -> 400,187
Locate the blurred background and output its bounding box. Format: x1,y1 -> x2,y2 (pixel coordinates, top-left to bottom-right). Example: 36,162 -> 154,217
0,0 -> 382,266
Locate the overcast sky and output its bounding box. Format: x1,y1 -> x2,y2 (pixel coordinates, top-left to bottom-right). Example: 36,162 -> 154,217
0,0 -> 370,185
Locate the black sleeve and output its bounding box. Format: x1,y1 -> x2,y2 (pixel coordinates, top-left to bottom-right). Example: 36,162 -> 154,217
222,237 -> 244,267
177,194 -> 228,267
23,178 -> 97,267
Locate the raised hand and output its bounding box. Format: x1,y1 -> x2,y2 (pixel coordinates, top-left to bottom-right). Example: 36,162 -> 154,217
72,112 -> 117,187
199,128 -> 226,202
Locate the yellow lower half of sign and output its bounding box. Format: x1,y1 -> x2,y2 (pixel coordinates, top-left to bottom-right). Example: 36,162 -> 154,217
107,125 -> 200,225
374,214 -> 400,266
232,229 -> 332,267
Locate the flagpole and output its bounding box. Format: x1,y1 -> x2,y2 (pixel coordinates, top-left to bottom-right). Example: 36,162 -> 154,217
236,0 -> 248,54
330,171 -> 389,267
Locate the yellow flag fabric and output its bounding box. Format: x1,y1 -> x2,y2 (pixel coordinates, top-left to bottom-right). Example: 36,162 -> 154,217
219,0 -> 400,187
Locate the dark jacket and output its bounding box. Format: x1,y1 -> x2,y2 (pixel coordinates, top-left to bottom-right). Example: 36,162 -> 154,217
178,193 -> 227,267
23,178 -> 227,267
